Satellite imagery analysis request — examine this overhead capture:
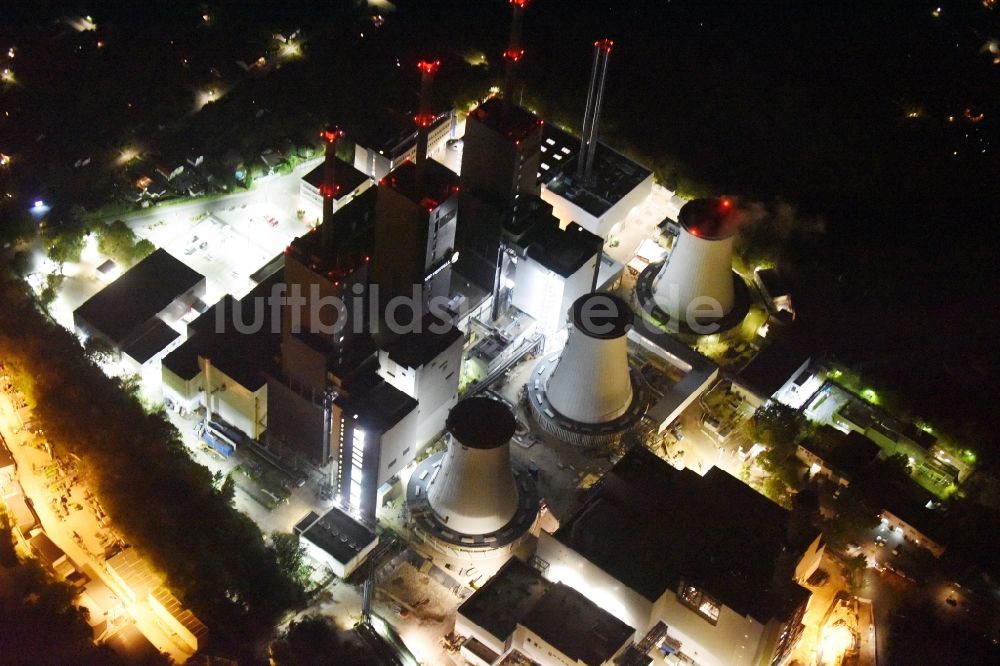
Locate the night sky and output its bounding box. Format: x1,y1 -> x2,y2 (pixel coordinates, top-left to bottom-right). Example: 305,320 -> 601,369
2,0 -> 998,453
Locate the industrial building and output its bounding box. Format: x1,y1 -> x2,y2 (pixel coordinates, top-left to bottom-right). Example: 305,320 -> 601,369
528,293 -> 647,446
353,110 -> 453,181
535,446 -> 823,666
376,313 -> 464,446
454,3 -> 545,292
507,218 -> 603,335
294,506 -> 379,578
298,131 -> 372,224
73,248 -> 205,370
406,397 -> 538,558
265,186 -> 377,465
371,158 -> 459,314
332,371 -> 418,519
456,557 -> 636,666
537,41 -> 654,239
162,273 -> 281,439
370,59 -> 460,318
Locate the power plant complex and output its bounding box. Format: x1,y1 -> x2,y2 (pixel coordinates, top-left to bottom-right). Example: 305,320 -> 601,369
85,2 -> 822,664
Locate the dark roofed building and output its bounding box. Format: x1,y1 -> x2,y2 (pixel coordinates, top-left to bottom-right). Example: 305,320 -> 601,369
522,583 -> 635,665
457,558 -> 635,665
539,124 -> 654,238
299,154 -> 371,220
333,372 -> 418,519
161,272 -> 282,438
352,110 -> 453,181
798,429 -> 881,486
381,314 -> 463,369
536,446 -> 822,666
735,332 -> 813,404
294,506 -> 379,578
74,248 -> 205,367
522,221 -> 603,279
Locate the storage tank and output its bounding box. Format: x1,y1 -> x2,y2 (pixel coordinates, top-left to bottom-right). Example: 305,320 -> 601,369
652,197 -> 738,323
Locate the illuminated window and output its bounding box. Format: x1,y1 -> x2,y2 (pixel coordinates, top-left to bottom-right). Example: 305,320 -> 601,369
679,582 -> 721,624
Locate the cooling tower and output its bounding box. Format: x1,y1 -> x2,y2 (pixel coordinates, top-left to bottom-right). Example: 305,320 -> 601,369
544,293 -> 634,424
652,197 -> 738,323
425,397 -> 520,535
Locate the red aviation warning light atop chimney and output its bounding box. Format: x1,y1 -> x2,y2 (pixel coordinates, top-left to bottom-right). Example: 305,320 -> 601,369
594,38 -> 614,53
320,127 -> 344,144
414,59 -> 440,174
502,0 -> 531,113
502,47 -> 525,63
417,59 -> 440,75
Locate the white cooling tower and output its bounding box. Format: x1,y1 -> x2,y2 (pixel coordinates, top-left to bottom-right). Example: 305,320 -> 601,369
653,198 -> 738,323
426,397 -> 520,535
545,293 -> 634,424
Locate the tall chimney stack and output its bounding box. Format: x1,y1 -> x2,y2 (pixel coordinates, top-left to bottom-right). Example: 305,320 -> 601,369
319,126 -> 344,250
502,0 -> 529,114
576,39 -> 613,184
414,59 -> 440,179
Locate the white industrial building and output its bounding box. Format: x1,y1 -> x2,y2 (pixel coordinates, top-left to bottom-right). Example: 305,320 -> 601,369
509,222 -> 602,336
456,557 -> 636,666
353,111 -> 453,181
376,314 -> 464,446
537,42 -> 654,240
534,447 -> 823,666
293,506 -> 380,578
333,373 -> 419,520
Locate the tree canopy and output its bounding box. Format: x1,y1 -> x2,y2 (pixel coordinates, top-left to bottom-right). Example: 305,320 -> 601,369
0,274 -> 303,643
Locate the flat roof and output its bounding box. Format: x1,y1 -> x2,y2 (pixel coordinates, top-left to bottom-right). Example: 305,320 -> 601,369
459,558 -> 633,663
468,97 -> 543,144
121,319 -> 180,365
338,372 -> 417,433
353,110 -> 450,156
737,333 -> 812,398
288,186 -> 377,281
855,464 -> 948,543
302,156 -> 369,196
106,548 -> 159,598
541,125 -> 652,219
447,397 -> 515,449
73,248 -> 203,346
380,159 -> 459,210
163,274 -> 283,390
150,586 -> 209,641
802,429 -> 880,480
29,532 -> 65,566
458,558 -> 552,641
295,506 -> 377,566
555,446 -> 813,623
523,222 -> 602,278
381,314 -> 462,368
522,582 -> 634,664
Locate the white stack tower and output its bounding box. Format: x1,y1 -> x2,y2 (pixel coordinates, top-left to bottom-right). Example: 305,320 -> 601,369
653,197 -> 738,323
426,397 -> 519,535
545,293 -> 634,424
